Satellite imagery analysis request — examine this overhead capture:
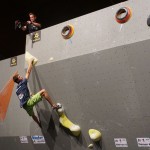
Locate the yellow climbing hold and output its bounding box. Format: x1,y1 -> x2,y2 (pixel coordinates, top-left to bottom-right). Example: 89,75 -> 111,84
56,103 -> 81,136
88,129 -> 102,142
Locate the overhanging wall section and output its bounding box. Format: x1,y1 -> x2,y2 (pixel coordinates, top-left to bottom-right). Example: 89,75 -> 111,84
28,39 -> 150,150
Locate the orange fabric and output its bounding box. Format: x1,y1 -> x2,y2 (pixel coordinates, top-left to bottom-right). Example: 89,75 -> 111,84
0,71 -> 18,121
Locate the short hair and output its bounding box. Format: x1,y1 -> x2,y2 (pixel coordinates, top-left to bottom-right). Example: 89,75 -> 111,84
13,74 -> 19,83
29,12 -> 36,17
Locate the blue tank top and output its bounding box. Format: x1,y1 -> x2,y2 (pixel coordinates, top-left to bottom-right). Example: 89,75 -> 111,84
16,78 -> 30,107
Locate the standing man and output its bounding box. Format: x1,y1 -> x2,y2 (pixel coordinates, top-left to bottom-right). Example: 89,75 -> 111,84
13,59 -> 58,127
22,12 -> 41,33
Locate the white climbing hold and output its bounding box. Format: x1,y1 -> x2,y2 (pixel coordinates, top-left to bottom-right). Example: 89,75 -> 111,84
56,103 -> 64,115
88,143 -> 94,149
25,51 -> 38,65
49,57 -> 54,61
70,125 -> 81,132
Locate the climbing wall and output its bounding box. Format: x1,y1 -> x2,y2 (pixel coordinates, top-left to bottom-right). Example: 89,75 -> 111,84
27,39 -> 150,150
26,1 -> 150,150
24,0 -> 150,149
1,0 -> 150,149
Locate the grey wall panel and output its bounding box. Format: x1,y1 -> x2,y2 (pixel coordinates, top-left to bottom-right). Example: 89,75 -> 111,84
125,42 -> 150,117
26,0 -> 150,66
27,39 -> 150,150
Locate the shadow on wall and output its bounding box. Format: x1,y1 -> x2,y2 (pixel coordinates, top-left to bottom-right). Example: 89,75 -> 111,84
30,66 -> 88,150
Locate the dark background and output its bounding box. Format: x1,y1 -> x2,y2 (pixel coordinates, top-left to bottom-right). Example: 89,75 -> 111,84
0,0 -> 127,60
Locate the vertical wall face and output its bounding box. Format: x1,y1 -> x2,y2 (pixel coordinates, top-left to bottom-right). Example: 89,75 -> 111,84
1,0 -> 150,149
